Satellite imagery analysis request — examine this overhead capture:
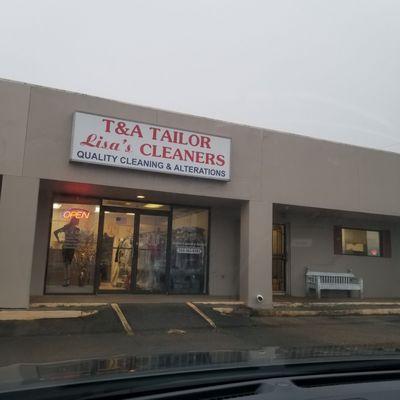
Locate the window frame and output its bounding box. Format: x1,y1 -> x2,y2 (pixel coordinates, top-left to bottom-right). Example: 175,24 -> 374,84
333,226 -> 391,258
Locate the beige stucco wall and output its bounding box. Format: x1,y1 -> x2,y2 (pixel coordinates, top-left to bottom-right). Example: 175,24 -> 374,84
0,175 -> 39,308
0,80 -> 30,176
208,206 -> 240,297
2,78 -> 400,308
262,132 -> 400,217
29,184 -> 53,296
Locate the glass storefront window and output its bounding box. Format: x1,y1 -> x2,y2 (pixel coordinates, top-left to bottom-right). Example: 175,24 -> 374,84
136,214 -> 168,292
45,200 -> 209,295
170,207 -> 209,294
45,202 -> 100,293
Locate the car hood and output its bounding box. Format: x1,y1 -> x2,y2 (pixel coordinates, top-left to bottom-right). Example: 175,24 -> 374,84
2,345 -> 400,392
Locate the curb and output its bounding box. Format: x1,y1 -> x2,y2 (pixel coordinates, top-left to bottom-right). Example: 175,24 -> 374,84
273,301 -> 400,308
30,303 -> 108,308
0,310 -> 98,321
256,308 -> 400,317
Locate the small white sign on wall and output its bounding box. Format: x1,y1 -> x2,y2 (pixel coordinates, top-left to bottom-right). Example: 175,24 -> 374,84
292,239 -> 313,247
70,112 -> 231,181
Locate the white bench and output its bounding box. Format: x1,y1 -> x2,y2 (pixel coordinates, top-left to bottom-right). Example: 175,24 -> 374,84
305,268 -> 363,298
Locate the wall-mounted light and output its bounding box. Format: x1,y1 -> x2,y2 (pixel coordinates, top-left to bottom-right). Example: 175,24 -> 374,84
143,203 -> 163,209
53,203 -> 62,209
137,195 -> 145,199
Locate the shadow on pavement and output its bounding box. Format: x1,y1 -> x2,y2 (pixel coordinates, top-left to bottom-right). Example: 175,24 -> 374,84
0,307 -> 122,337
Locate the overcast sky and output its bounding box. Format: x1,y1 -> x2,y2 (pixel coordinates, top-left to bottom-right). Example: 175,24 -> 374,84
1,0 -> 399,152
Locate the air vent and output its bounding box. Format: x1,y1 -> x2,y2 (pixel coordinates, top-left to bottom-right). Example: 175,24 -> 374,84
158,383 -> 260,400
293,371 -> 400,388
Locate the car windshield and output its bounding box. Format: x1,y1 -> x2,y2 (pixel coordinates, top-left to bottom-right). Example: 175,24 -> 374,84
1,0 -> 400,396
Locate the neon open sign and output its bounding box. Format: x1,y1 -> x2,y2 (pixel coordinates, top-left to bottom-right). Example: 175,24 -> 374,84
62,208 -> 90,219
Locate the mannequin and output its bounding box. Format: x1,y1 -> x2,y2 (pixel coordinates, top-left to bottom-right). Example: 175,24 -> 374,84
54,216 -> 81,287
111,236 -> 132,287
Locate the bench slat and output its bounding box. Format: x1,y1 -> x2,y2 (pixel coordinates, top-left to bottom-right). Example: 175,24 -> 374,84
306,272 -> 355,278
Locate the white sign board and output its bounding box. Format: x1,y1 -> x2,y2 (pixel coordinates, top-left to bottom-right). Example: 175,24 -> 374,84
70,112 -> 231,181
291,239 -> 313,247
177,246 -> 203,254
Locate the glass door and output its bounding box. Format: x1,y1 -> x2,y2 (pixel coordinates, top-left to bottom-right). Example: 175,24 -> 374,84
98,209 -> 135,291
135,213 -> 169,292
97,208 -> 170,293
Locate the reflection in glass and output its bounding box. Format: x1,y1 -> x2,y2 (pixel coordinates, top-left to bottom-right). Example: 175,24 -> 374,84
342,228 -> 381,257
102,199 -> 170,211
99,212 -> 135,290
45,203 -> 99,294
367,231 -> 380,257
136,215 -> 168,291
170,208 -> 209,294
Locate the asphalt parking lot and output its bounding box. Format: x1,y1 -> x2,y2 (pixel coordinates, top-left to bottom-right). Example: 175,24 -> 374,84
2,303 -> 400,366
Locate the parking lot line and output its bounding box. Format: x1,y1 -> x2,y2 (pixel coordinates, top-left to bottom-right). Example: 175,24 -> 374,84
186,302 -> 216,329
111,304 -> 134,335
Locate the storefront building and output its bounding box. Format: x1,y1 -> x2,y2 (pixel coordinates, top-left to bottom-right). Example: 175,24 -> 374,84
2,78 -> 400,309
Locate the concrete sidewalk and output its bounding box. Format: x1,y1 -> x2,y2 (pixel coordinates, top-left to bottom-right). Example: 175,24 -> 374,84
30,294 -> 240,305
0,309 -> 98,320
264,297 -> 400,317
273,295 -> 400,306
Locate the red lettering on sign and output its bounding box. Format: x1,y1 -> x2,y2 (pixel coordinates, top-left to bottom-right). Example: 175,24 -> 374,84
200,136 -> 211,149
188,135 -> 200,147
80,134 -> 120,151
131,124 -> 143,137
183,149 -> 195,162
195,151 -> 204,163
80,133 -> 98,147
102,118 -> 115,133
140,143 -> 152,156
160,129 -> 173,142
63,208 -> 90,219
205,153 -> 215,165
149,127 -> 161,140
216,154 -> 225,166
162,146 -> 172,158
